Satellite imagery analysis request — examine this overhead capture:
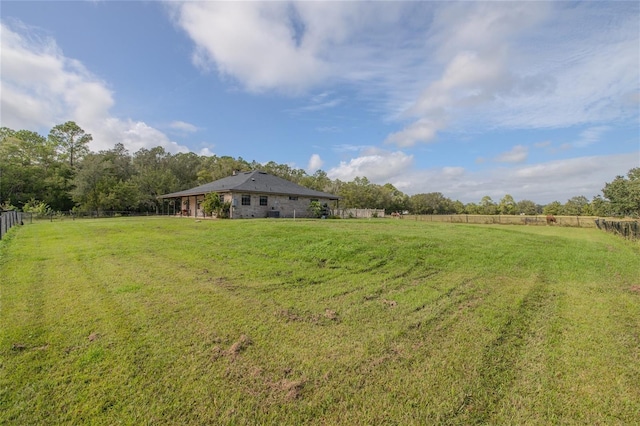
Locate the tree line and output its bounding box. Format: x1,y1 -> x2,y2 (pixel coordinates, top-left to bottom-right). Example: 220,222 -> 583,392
1,122 -> 638,217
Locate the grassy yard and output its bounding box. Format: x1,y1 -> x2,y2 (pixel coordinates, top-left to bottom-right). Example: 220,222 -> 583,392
1,217 -> 639,424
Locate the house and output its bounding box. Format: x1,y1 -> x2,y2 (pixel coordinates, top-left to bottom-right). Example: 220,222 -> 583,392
157,170 -> 339,219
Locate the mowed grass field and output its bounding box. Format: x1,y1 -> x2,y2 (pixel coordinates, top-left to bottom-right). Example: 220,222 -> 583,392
1,217 -> 639,425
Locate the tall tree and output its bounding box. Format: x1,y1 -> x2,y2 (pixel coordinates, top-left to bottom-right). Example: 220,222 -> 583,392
602,168 -> 640,217
410,192 -> 452,214
591,195 -> 613,217
380,183 -> 409,213
498,194 -> 517,215
543,201 -> 562,216
452,200 -> 466,214
168,152 -> 203,189
49,121 -> 92,167
101,143 -> 134,182
339,177 -> 379,208
198,155 -> 250,183
259,161 -> 306,183
0,127 -> 72,209
479,196 -> 498,215
299,170 -> 332,192
562,196 -> 589,216
70,154 -> 110,212
516,199 -> 538,215
465,202 -> 480,214
132,147 -> 178,212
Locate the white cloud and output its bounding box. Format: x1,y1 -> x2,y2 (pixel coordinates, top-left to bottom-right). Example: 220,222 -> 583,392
286,92 -> 344,115
169,1 -> 434,97
574,126 -> 610,148
198,147 -> 215,157
495,145 -> 528,163
332,144 -> 373,153
170,120 -> 199,133
307,153 -> 323,172
392,151 -> 640,204
385,117 -> 447,146
98,118 -> 187,154
289,98 -> 343,113
407,48 -> 511,119
385,3 -> 552,147
169,2 -> 638,148
467,3 -> 639,131
327,149 -> 414,182
0,21 -> 188,154
442,167 -> 465,178
171,2 -> 331,94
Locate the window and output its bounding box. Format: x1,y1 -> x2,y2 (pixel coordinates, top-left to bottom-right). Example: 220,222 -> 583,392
289,196 -> 298,201
218,194 -> 225,203
260,196 -> 268,206
241,194 -> 251,206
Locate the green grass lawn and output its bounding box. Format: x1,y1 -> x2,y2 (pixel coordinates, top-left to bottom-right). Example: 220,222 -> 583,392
1,217 -> 639,424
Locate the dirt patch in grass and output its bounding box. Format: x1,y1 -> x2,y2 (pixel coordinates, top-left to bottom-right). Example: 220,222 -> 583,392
630,285 -> 640,294
324,308 -> 338,320
228,334 -> 252,356
212,334 -> 253,361
277,308 -> 303,322
278,378 -> 305,400
276,307 -> 340,324
11,342 -> 50,352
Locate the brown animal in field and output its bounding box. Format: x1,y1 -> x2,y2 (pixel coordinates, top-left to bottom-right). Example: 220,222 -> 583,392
391,212 -> 402,219
546,215 -> 557,225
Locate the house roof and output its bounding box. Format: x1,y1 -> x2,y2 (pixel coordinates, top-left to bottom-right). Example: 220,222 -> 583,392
158,170 -> 339,200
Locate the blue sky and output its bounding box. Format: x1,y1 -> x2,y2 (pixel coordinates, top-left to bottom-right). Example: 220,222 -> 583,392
1,1 -> 638,204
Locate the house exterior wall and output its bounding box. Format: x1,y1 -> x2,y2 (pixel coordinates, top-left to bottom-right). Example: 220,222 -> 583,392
178,192 -> 335,219
229,193 -> 333,219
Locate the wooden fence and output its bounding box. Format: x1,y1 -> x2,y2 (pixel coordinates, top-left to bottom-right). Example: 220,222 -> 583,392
332,208 -> 386,219
402,214 -> 615,228
0,210 -> 23,240
594,219 -> 640,240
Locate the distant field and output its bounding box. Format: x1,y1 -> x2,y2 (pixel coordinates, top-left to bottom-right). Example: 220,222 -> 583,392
1,217 -> 639,424
404,214 -> 614,227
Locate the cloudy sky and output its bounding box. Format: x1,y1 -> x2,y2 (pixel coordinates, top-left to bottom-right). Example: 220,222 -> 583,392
1,1 -> 638,203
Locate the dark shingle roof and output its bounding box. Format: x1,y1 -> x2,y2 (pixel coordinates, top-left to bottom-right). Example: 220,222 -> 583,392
158,171 -> 339,200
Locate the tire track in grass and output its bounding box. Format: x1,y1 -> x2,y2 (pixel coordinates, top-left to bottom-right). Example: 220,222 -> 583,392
447,281 -> 558,424
408,275 -> 480,333
349,276 -> 480,380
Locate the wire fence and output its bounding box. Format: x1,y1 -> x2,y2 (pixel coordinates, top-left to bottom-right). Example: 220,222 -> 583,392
402,214 -> 605,227
0,210 -> 24,240
20,210 -> 160,222
594,219 -> 640,240
5,210 -> 639,241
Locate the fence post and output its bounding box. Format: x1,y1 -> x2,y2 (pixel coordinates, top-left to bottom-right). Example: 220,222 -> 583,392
0,210 -> 25,239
